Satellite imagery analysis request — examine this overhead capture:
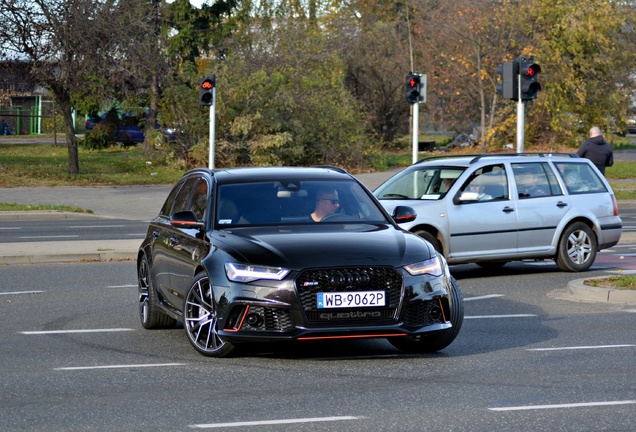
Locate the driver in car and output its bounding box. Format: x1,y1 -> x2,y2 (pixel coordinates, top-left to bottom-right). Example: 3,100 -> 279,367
311,188 -> 340,222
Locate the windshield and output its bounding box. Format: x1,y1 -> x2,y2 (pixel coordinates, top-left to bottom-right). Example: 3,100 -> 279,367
374,166 -> 465,200
216,179 -> 388,226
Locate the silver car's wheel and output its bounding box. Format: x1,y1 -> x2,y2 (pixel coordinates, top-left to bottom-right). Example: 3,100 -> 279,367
414,229 -> 442,255
138,254 -> 176,329
184,272 -> 235,357
556,222 -> 597,272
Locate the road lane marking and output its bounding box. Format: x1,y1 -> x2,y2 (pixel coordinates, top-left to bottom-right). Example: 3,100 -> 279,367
489,400 -> 636,412
0,227 -> 21,230
21,328 -> 134,335
55,363 -> 185,371
1,290 -> 44,295
68,225 -> 126,228
464,294 -> 504,301
107,284 -> 137,288
528,344 -> 635,351
19,235 -> 80,239
190,416 -> 360,429
465,314 -> 536,319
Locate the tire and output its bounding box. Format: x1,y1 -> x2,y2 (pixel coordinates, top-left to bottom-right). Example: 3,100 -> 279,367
183,272 -> 235,357
138,254 -> 176,329
555,222 -> 597,272
388,277 -> 464,353
414,229 -> 442,254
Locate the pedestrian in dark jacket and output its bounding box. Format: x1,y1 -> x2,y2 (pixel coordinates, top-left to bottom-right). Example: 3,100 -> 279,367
577,127 -> 613,174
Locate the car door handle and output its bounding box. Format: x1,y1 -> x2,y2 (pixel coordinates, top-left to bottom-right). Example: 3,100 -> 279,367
557,201 -> 568,208
502,206 -> 515,213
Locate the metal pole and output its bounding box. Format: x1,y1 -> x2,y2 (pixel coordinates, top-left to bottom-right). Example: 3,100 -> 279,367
412,101 -> 419,164
516,73 -> 524,153
209,87 -> 216,169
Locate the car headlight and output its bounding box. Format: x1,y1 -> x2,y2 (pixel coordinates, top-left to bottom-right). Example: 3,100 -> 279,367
404,256 -> 444,277
224,262 -> 290,283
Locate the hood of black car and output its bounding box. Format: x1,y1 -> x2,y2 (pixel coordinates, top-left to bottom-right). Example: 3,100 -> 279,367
209,223 -> 434,269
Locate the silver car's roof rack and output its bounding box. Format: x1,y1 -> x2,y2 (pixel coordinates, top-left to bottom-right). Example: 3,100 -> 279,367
469,152 -> 579,163
414,152 -> 579,165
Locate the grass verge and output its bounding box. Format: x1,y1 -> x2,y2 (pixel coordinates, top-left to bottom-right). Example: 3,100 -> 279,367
584,275 -> 636,290
0,203 -> 93,213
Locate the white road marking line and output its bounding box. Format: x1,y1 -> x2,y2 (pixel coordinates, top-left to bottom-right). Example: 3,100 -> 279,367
19,235 -> 79,239
528,344 -> 635,351
55,363 -> 185,371
489,400 -> 636,412
0,290 -> 44,295
465,314 -> 536,319
107,284 -> 137,288
0,227 -> 21,230
464,294 -> 504,301
21,328 -> 134,335
190,416 -> 360,429
69,225 -> 126,228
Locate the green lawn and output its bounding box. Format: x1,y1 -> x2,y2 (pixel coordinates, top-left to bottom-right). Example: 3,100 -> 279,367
1,142 -> 635,200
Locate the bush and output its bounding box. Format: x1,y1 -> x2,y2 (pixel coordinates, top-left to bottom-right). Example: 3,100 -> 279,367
82,124 -> 117,150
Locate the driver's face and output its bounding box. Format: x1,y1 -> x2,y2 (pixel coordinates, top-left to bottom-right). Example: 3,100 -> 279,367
316,192 -> 340,215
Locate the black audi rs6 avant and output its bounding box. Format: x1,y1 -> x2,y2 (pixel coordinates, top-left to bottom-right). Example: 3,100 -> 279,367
137,166 -> 463,357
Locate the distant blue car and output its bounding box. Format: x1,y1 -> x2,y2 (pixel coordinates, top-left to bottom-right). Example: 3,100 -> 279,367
84,109 -> 177,145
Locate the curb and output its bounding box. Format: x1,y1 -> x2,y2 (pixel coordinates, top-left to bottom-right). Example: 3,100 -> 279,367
0,211 -> 101,221
567,277 -> 636,305
0,239 -> 140,265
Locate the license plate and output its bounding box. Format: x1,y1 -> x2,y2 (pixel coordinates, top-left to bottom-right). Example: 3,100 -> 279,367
317,291 -> 386,309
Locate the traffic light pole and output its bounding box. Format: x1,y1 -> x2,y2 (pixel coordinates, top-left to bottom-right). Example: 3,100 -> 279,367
412,101 -> 419,164
516,72 -> 525,153
209,87 -> 216,169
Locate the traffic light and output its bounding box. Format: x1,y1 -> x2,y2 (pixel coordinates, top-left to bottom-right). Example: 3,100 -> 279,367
496,61 -> 518,101
519,59 -> 541,101
199,75 -> 216,106
405,73 -> 421,104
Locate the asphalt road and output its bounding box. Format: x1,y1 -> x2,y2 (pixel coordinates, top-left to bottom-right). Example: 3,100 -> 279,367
1,260 -> 634,431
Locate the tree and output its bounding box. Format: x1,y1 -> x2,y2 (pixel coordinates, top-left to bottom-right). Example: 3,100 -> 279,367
527,0 -> 636,146
0,0 -> 160,174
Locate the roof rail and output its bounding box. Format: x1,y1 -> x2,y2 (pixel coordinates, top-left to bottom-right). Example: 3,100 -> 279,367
468,152 -> 579,164
312,165 -> 349,174
414,154 -> 480,165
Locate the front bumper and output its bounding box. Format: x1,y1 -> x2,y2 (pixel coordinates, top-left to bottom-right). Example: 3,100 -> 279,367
214,266 -> 455,343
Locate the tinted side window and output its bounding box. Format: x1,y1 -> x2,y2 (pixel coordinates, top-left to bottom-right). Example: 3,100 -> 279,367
190,180 -> 209,220
512,162 -> 563,199
172,177 -> 199,215
160,180 -> 185,217
555,162 -> 608,194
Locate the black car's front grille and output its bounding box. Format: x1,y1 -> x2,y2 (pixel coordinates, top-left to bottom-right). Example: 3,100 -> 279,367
296,267 -> 402,325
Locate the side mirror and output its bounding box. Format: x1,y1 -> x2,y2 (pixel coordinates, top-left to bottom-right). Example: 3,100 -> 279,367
170,210 -> 205,230
392,205 -> 417,224
456,191 -> 480,203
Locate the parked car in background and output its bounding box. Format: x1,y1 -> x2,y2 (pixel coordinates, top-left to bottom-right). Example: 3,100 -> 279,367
84,108 -> 178,145
374,153 -> 622,272
137,166 -> 464,357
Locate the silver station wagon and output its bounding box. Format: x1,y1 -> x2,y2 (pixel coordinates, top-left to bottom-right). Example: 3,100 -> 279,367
374,153 -> 622,272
